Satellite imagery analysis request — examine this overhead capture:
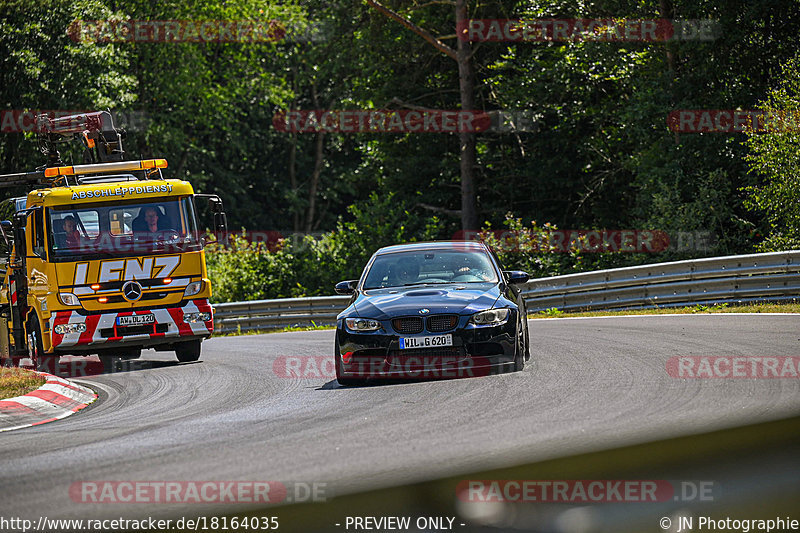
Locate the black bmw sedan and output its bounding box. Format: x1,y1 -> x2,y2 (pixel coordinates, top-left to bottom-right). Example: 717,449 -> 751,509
333,241 -> 530,385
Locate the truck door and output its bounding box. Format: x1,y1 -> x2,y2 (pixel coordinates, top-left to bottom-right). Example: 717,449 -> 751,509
6,210 -> 30,358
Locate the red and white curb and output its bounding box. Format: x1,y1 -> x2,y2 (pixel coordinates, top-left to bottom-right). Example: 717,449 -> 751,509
0,372 -> 97,432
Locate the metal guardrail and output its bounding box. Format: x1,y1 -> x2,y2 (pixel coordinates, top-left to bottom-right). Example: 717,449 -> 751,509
521,250 -> 800,312
213,295 -> 350,334
212,251 -> 800,333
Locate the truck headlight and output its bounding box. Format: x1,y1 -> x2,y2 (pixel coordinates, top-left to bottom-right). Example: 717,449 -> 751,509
183,312 -> 212,323
345,318 -> 382,332
58,292 -> 81,306
54,323 -> 87,335
184,281 -> 204,297
470,308 -> 510,325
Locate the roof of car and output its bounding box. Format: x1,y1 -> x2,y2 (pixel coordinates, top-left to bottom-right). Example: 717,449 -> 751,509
375,240 -> 488,255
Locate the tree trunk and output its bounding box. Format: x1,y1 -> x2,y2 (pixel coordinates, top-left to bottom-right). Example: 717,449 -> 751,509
456,0 -> 478,231
367,0 -> 478,231
305,80 -> 325,233
289,132 -> 299,232
660,0 -> 680,144
304,130 -> 325,233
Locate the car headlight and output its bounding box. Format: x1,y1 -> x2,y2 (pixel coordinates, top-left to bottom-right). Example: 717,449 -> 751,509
470,308 -> 510,325
345,317 -> 382,332
184,312 -> 212,323
58,292 -> 81,306
54,323 -> 87,335
184,281 -> 204,297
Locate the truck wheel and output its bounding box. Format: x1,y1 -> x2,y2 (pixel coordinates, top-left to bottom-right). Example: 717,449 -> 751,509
118,348 -> 142,360
175,340 -> 201,363
27,319 -> 56,372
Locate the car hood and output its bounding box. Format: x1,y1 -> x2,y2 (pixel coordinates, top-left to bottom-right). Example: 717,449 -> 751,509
352,284 -> 502,319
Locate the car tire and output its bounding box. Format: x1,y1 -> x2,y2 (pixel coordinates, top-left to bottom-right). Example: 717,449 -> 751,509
334,338 -> 365,386
175,339 -> 201,363
522,306 -> 531,361
27,318 -> 57,372
513,316 -> 525,372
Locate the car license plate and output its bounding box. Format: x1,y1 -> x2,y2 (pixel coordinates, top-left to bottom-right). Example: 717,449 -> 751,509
399,334 -> 453,349
117,314 -> 155,327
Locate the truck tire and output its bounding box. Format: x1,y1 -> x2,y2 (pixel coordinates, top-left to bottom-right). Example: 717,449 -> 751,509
175,339 -> 201,363
27,318 -> 56,372
118,348 -> 142,360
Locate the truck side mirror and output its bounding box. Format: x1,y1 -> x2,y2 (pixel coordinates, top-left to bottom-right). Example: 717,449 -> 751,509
214,212 -> 228,247
0,220 -> 12,249
209,197 -> 223,214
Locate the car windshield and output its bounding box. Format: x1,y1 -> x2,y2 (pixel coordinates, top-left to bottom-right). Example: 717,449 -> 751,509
362,249 -> 498,289
48,196 -> 201,261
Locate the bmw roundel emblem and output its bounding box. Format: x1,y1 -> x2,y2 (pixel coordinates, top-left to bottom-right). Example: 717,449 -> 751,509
419,308 -> 430,315
122,281 -> 143,302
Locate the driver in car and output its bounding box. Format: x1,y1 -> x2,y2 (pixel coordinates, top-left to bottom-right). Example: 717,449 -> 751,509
390,258 -> 420,285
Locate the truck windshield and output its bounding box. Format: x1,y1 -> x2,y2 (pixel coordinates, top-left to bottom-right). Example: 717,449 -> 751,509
48,196 -> 201,261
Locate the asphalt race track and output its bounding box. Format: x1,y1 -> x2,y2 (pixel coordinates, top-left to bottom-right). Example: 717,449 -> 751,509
0,314 -> 798,530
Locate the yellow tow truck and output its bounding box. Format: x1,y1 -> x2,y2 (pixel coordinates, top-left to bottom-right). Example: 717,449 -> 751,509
0,111 -> 227,369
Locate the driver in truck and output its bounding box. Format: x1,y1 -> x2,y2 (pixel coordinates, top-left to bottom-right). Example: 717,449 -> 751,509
133,205 -> 171,235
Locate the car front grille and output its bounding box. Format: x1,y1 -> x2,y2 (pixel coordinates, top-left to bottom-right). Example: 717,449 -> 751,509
427,314 -> 458,332
392,317 -> 424,334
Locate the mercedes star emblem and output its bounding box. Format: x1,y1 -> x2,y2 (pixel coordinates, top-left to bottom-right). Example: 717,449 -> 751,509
122,280 -> 143,302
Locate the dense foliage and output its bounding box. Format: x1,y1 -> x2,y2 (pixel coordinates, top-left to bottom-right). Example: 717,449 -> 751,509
742,54 -> 800,251
1,0 -> 797,300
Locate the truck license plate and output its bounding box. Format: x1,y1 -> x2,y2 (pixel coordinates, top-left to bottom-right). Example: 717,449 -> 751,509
117,314 -> 155,327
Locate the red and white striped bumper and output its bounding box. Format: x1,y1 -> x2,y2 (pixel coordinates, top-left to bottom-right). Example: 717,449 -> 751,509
50,299 -> 213,349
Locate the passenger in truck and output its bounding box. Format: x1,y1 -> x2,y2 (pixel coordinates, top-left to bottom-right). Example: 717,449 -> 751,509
63,216 -> 81,248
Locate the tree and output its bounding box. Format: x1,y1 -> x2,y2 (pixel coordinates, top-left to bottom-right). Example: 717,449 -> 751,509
742,54 -> 800,251
366,0 -> 479,230
0,0 -> 136,176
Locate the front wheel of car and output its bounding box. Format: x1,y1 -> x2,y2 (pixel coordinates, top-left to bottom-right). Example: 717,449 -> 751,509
335,338 -> 365,386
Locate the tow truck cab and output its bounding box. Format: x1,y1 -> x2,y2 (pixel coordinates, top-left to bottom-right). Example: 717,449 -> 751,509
0,159 -> 227,369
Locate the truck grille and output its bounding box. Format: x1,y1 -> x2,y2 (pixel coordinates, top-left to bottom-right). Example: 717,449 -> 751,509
100,323 -> 169,338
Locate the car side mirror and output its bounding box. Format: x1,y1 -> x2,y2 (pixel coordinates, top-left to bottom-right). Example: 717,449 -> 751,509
504,270 -> 530,284
335,280 -> 358,295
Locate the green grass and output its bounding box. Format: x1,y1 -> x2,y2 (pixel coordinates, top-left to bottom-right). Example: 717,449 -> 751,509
0,367 -> 46,400
529,301 -> 800,319
281,322 -> 335,333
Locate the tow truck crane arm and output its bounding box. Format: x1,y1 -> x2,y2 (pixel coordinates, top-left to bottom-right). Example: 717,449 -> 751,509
0,111 -> 142,189
36,110 -> 126,167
